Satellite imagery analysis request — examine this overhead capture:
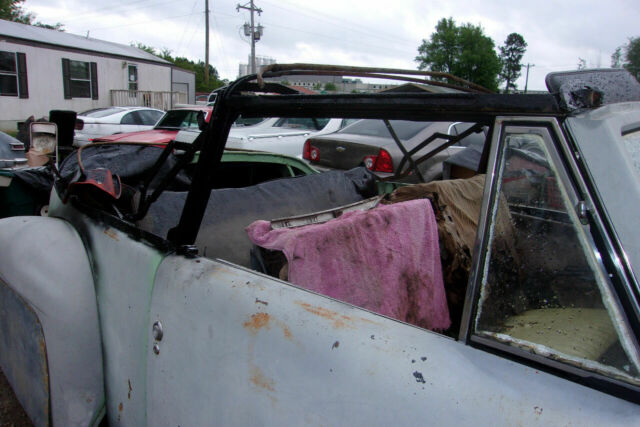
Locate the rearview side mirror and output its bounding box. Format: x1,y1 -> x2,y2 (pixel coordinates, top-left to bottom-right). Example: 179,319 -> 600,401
197,111 -> 207,131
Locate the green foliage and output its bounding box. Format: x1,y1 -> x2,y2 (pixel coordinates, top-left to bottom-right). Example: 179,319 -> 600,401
624,37 -> 640,81
130,43 -> 227,92
611,47 -> 623,68
415,17 -> 501,92
0,0 -> 32,23
1,0 -> 64,30
498,33 -> 527,93
577,57 -> 586,70
324,82 -> 337,91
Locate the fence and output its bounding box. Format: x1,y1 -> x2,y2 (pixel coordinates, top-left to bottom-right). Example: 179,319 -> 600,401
109,90 -> 188,110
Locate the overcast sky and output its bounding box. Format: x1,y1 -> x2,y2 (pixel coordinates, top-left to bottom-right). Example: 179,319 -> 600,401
25,0 -> 640,90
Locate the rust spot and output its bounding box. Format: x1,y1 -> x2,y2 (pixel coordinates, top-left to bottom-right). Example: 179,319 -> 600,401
103,228 -> 119,241
332,341 -> 339,350
243,312 -> 271,335
118,402 -> 123,412
250,366 -> 275,392
128,379 -> 132,399
86,397 -> 93,403
255,298 -> 269,306
295,301 -> 355,329
282,325 -> 292,340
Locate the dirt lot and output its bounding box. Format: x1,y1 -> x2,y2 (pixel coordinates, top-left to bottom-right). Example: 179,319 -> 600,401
0,368 -> 32,427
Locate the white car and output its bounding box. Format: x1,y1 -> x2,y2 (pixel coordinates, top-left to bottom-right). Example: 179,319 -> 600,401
73,106 -> 165,147
225,117 -> 357,158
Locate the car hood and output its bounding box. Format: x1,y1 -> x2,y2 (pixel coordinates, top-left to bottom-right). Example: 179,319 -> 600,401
91,129 -> 178,144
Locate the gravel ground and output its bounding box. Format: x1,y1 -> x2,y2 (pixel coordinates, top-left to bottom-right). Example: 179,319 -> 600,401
0,367 -> 32,427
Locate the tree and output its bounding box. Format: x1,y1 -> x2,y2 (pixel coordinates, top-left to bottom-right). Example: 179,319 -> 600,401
1,0 -> 64,30
415,17 -> 502,92
498,33 -> 527,93
324,82 -> 337,91
577,58 -> 587,70
611,47 -> 623,68
130,42 -> 226,92
0,0 -> 32,23
624,37 -> 640,81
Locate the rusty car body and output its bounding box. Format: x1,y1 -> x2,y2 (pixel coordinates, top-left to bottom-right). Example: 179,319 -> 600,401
0,65 -> 639,426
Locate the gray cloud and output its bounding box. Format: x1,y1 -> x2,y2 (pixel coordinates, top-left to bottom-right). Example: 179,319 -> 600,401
28,0 -> 640,90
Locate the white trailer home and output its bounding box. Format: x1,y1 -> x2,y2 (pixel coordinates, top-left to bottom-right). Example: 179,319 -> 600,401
0,20 -> 195,132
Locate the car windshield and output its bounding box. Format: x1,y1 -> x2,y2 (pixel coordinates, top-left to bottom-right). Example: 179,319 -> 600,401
338,120 -> 430,140
155,110 -> 202,130
80,107 -> 126,118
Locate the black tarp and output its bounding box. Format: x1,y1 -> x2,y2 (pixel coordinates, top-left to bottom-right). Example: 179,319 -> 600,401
139,167 -> 377,266
55,144 -> 191,197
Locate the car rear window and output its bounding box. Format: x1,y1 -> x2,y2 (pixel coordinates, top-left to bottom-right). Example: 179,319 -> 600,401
338,120 -> 430,140
80,107 -> 126,118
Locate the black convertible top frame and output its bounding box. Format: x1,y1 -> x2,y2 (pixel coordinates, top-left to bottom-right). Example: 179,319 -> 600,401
168,66 -> 564,246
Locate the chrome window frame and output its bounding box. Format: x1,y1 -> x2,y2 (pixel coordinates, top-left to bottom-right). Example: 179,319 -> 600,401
459,116 -> 640,399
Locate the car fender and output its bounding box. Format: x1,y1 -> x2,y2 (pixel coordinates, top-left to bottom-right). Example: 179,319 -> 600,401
0,216 -> 104,426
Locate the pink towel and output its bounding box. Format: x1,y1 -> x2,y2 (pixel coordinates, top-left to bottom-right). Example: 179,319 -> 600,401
246,199 -> 450,331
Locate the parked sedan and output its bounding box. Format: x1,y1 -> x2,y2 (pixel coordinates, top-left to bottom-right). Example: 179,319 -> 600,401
91,106 -> 212,145
226,117 -> 357,158
303,119 -> 471,182
73,106 -> 165,146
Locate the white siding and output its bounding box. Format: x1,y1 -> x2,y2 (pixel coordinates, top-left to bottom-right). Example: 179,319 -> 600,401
0,41 -> 171,128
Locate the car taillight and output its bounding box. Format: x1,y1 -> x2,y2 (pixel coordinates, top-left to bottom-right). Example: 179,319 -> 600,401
75,119 -> 84,130
303,139 -> 320,162
363,149 -> 393,173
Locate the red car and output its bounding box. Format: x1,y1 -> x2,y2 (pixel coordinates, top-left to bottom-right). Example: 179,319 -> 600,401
91,106 -> 212,144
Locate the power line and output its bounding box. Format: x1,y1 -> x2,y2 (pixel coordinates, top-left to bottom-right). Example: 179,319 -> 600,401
259,0 -> 415,45
91,11 -> 201,31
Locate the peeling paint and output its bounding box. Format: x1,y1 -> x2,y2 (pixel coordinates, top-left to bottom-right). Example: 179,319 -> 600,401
332,341 -> 340,350
243,313 -> 271,335
250,366 -> 275,392
295,301 -> 355,329
128,379 -> 132,400
413,371 -> 426,384
103,228 -> 119,241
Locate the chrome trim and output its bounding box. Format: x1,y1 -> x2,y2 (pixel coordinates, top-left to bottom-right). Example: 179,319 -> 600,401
470,334 -> 640,394
458,119 -> 504,342
462,115 -> 640,384
558,120 -> 640,322
446,121 -> 462,135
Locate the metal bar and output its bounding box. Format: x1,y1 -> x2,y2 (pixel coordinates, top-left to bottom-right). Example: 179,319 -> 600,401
258,70 -> 485,93
256,63 -> 493,93
383,119 -> 425,182
224,93 -> 561,121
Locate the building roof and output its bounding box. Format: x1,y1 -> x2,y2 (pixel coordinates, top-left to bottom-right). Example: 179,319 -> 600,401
0,19 -> 171,65
288,85 -> 317,95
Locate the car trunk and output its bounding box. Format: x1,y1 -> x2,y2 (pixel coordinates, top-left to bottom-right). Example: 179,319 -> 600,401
311,137 -> 389,171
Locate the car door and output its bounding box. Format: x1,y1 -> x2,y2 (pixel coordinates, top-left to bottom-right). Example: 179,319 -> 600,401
144,117 -> 639,424
119,111 -> 145,134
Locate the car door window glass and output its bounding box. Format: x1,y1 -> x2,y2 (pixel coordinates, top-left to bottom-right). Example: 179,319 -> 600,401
120,112 -> 141,125
474,126 -> 640,385
138,110 -> 162,125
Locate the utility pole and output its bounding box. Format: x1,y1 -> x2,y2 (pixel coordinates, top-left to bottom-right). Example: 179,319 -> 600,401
237,1 -> 263,74
204,0 -> 210,85
524,63 -> 535,94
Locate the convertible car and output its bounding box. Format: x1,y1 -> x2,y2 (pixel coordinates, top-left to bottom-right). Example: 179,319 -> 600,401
0,66 -> 639,426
